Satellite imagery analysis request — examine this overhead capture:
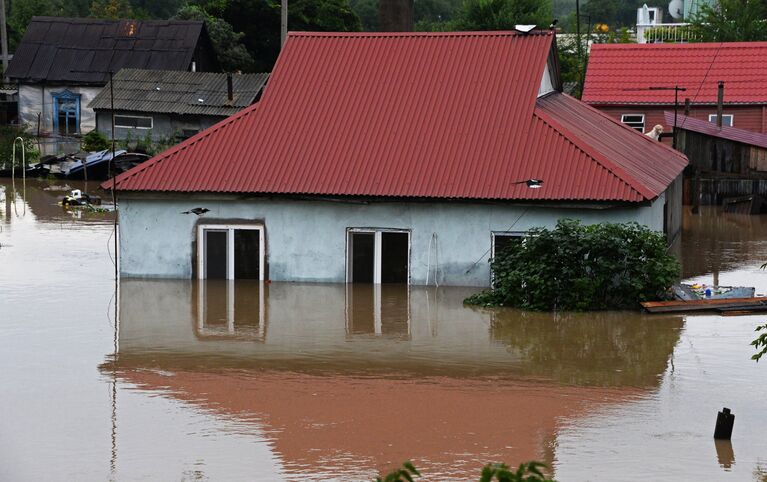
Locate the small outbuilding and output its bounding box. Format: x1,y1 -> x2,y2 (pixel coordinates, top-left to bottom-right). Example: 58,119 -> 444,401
105,31 -> 688,287
89,69 -> 269,142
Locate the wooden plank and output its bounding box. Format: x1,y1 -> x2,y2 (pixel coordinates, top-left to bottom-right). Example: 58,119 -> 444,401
641,297 -> 767,313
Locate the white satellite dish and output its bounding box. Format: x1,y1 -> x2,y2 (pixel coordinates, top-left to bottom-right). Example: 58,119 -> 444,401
668,0 -> 683,19
514,25 -> 537,33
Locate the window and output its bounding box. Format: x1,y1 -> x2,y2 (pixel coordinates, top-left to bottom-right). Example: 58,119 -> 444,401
621,114 -> 645,132
492,232 -> 524,258
197,224 -> 265,280
51,90 -> 81,135
347,229 -> 410,284
114,115 -> 153,129
708,114 -> 733,127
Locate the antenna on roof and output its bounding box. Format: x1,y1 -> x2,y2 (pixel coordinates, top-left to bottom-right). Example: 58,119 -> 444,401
514,25 -> 537,34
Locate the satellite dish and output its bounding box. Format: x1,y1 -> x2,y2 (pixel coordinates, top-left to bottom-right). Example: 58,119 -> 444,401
668,0 -> 683,18
514,25 -> 537,33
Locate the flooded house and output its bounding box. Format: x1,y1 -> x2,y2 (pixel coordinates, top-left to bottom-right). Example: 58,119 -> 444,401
105,30 -> 687,287
582,42 -> 767,137
6,16 -> 217,154
89,69 -> 269,143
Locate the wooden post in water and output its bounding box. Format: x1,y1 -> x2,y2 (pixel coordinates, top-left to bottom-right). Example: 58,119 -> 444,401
692,167 -> 701,214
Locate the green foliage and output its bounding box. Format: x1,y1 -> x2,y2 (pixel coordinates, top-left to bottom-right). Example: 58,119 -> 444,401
752,323 -> 767,362
376,461 -> 421,482
465,220 -> 680,311
195,0 -> 361,72
174,4 -> 255,72
580,0 -> 644,28
689,0 -> 767,42
643,24 -> 697,43
480,462 -> 554,482
376,461 -> 554,481
445,0 -> 551,31
82,130 -> 110,152
89,0 -> 135,18
0,125 -> 39,168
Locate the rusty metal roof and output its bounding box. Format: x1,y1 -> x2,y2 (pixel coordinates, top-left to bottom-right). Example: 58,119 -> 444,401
582,42 -> 767,105
7,17 -> 211,84
106,31 -> 687,202
666,111 -> 767,149
88,69 -> 269,116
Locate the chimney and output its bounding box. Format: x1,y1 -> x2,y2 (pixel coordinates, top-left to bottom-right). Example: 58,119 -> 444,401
227,73 -> 233,102
684,97 -> 691,116
717,81 -> 724,128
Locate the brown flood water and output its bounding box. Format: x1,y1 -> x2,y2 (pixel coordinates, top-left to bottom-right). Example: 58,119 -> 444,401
1,179 -> 767,481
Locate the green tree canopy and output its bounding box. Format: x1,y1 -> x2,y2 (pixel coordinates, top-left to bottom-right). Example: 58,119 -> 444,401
174,4 -> 255,72
690,0 -> 767,42
89,0 -> 135,18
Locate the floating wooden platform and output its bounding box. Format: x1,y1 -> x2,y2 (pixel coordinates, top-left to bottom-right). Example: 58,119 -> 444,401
641,297 -> 767,314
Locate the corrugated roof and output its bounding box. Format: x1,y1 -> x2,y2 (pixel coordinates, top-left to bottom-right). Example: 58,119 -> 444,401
665,111 -> 767,149
105,31 -> 687,203
582,42 -> 767,105
88,69 -> 269,116
6,17 -> 210,84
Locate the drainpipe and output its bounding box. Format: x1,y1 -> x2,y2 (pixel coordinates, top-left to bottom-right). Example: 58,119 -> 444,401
227,73 -> 233,102
716,81 -> 724,128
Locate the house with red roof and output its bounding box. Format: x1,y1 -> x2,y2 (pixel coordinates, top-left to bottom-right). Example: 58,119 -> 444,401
582,42 -> 767,138
104,30 -> 687,287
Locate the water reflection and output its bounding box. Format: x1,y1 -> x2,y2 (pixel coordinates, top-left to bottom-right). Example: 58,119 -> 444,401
111,280 -> 683,384
715,439 -> 736,471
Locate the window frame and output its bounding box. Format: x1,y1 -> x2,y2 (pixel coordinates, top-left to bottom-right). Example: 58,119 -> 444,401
195,279 -> 267,340
114,114 -> 154,130
708,114 -> 734,127
620,114 -> 646,132
491,231 -> 526,259
345,227 -> 411,285
51,90 -> 81,135
197,224 -> 265,280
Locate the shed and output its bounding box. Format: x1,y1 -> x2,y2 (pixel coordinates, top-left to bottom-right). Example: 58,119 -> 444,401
89,69 -> 269,142
104,31 -> 687,287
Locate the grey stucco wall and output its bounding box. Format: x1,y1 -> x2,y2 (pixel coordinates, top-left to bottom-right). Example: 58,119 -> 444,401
118,194 -> 666,287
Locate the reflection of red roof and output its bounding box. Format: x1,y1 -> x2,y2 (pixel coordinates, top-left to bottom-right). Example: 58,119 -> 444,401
105,31 -> 686,202
583,42 -> 767,105
665,111 -> 767,149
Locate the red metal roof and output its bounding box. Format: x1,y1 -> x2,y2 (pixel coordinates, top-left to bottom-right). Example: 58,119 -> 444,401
106,31 -> 687,202
582,42 -> 767,105
665,111 -> 767,149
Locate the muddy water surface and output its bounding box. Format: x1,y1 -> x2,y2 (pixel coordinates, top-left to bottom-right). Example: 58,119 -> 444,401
1,180 -> 767,481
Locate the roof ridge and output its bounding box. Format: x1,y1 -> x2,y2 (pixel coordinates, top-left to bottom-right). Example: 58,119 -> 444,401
288,30 -> 554,38
103,103 -> 260,190
532,106 -> 654,201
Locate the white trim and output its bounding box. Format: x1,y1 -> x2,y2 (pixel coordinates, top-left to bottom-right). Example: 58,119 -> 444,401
195,279 -> 267,340
346,228 -> 410,284
491,231 -> 525,258
197,223 -> 265,280
114,114 -> 153,130
708,114 -> 734,127
620,113 -> 645,132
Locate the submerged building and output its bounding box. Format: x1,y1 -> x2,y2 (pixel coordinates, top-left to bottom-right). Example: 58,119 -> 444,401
105,30 -> 687,287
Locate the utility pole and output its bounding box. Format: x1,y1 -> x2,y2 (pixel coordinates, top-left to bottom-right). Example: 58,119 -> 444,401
575,0 -> 582,61
0,0 -> 9,82
647,85 -> 687,148
281,0 -> 288,48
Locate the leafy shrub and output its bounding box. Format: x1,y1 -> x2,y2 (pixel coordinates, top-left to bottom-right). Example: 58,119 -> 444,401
465,220 -> 680,311
82,129 -> 110,152
0,125 -> 38,168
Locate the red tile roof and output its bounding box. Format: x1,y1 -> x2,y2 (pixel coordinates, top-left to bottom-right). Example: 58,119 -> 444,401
106,31 -> 687,203
582,42 -> 767,105
665,111 -> 767,149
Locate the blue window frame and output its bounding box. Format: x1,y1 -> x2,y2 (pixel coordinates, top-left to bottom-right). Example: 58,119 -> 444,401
51,90 -> 81,135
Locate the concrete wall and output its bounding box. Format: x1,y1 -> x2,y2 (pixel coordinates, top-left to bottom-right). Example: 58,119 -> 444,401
118,194 -> 667,287
96,111 -> 225,141
18,83 -> 101,134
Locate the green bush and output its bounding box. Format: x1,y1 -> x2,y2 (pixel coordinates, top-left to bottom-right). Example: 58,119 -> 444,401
377,461 -> 554,481
82,129 -> 110,152
465,220 -> 680,311
0,125 -> 38,168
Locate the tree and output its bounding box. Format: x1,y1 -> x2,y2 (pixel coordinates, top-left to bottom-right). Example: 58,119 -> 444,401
197,0 -> 361,73
690,0 -> 767,42
89,0 -> 134,18
174,4 -> 255,72
450,0 -> 550,31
